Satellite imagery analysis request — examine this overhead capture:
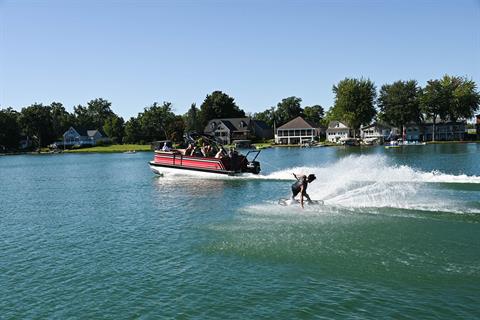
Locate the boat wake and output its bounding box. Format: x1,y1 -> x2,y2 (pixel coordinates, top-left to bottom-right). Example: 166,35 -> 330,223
251,155 -> 480,215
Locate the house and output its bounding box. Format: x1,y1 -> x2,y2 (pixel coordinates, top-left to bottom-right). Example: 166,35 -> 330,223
275,116 -> 321,144
58,127 -> 110,147
476,115 -> 480,138
326,121 -> 351,143
360,122 -> 397,143
422,119 -> 466,141
203,118 -> 272,145
404,123 -> 422,141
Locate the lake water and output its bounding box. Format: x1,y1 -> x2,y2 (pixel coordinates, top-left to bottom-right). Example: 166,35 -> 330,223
1,144 -> 480,319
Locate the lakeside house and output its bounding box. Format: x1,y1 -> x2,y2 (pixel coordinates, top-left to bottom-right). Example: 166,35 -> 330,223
360,122 -> 398,144
275,116 -> 322,144
203,118 -> 272,145
422,119 -> 466,141
477,115 -> 480,138
326,121 -> 352,143
54,127 -> 110,147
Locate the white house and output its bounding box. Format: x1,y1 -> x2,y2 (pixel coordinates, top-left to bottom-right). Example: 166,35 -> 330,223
275,116 -> 321,144
360,122 -> 397,143
58,127 -> 110,147
326,121 -> 351,143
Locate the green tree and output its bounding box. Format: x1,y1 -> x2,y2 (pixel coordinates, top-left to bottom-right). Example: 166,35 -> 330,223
139,102 -> 176,142
253,107 -> 276,128
168,115 -> 186,143
19,103 -> 55,148
73,104 -> 95,129
124,117 -> 143,144
50,102 -> 74,139
0,108 -> 21,150
74,98 -> 115,129
420,79 -> 449,141
103,115 -> 125,143
331,78 -> 377,137
199,91 -> 245,126
378,80 -> 422,130
276,96 -> 303,126
303,105 -> 324,125
446,76 -> 480,121
184,103 -> 203,133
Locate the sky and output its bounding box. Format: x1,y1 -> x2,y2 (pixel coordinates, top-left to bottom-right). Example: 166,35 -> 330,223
1,0 -> 479,119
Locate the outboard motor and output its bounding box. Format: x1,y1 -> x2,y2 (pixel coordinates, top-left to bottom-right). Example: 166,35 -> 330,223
246,160 -> 261,174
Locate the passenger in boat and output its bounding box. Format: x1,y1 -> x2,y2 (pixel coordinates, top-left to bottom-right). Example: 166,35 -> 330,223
215,148 -> 227,159
291,173 -> 316,208
162,142 -> 171,152
185,143 -> 194,156
192,146 -> 203,157
202,144 -> 215,157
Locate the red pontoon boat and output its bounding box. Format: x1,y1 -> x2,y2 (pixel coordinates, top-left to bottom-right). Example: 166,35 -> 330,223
149,133 -> 261,176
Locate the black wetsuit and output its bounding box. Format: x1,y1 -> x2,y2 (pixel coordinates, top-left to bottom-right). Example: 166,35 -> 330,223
291,178 -> 309,199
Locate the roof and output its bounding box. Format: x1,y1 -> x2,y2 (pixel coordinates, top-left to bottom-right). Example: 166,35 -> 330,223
219,120 -> 236,132
205,117 -> 253,132
327,121 -> 349,129
277,116 -> 319,130
360,121 -> 393,130
65,126 -> 106,137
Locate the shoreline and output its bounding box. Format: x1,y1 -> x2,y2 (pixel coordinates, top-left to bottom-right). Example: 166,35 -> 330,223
1,141 -> 479,156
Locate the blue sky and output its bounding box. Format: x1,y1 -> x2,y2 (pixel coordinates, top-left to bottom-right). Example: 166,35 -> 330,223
1,0 -> 479,119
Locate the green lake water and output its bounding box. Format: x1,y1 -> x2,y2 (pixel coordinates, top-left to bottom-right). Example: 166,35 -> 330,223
1,144 -> 480,319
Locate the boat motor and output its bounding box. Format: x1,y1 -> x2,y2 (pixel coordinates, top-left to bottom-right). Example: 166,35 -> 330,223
246,160 -> 261,174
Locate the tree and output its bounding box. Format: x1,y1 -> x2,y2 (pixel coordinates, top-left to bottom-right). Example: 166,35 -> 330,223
124,117 -> 143,144
50,102 -> 74,139
0,108 -> 21,150
447,76 -> 480,121
253,107 -> 276,128
86,98 -> 115,128
276,96 -> 303,126
184,103 -> 203,133
74,98 -> 115,129
378,80 -> 422,130
303,105 -> 324,125
139,102 -> 176,142
167,115 -> 186,143
420,79 -> 449,141
331,78 -> 377,137
103,115 -> 125,143
421,75 -> 480,141
19,103 -> 55,148
199,91 -> 245,126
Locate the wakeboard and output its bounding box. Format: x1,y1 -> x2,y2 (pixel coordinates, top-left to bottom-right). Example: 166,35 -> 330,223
278,198 -> 324,206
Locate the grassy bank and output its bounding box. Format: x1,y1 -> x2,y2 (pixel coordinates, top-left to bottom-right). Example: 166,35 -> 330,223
65,144 -> 151,153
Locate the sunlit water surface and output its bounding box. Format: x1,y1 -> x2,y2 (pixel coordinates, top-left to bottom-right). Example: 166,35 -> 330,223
1,144 -> 480,318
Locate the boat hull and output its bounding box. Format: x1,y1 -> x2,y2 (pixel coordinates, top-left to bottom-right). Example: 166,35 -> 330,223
149,161 -> 237,176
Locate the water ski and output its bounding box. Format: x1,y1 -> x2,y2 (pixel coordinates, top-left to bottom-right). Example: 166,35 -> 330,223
278,198 -> 324,206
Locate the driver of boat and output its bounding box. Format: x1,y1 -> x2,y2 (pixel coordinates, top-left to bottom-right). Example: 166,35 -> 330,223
291,173 -> 316,208
162,142 -> 171,152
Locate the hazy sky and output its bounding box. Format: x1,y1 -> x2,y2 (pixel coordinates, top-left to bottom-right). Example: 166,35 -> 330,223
1,0 -> 479,119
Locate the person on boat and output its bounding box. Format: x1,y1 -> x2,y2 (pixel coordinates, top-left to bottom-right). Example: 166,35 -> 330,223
201,142 -> 214,157
291,173 -> 316,208
185,143 -> 194,156
215,148 -> 227,159
192,146 -> 203,157
162,142 -> 171,152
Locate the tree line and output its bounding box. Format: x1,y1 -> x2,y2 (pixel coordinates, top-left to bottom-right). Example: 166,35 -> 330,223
325,75 -> 479,140
0,91 -> 248,150
1,74 -> 479,150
